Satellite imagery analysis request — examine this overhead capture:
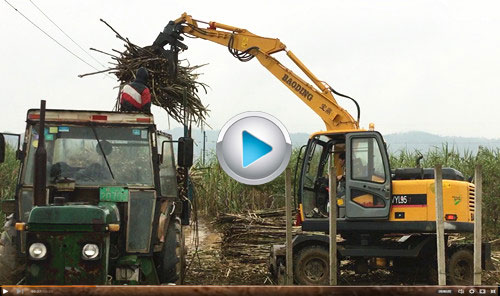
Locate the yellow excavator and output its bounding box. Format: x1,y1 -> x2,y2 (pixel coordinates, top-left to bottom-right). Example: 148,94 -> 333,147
153,13 -> 492,285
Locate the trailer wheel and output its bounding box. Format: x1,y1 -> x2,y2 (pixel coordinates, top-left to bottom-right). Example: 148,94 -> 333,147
160,216 -> 185,284
0,214 -> 24,284
293,245 -> 329,285
448,249 -> 473,285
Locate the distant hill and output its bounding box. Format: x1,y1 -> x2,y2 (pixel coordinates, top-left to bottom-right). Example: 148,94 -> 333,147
165,128 -> 500,159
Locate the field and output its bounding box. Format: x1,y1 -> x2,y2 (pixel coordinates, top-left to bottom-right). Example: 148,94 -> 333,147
192,145 -> 500,240
183,215 -> 500,285
185,145 -> 500,285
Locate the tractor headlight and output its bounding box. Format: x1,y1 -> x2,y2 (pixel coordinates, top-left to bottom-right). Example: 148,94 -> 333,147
29,243 -> 47,260
82,244 -> 100,260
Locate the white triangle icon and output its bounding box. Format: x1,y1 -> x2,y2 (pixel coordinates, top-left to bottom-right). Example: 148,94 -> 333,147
2,288 -> 8,294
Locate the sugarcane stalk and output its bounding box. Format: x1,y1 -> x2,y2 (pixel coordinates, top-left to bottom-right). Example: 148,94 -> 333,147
80,20 -> 209,125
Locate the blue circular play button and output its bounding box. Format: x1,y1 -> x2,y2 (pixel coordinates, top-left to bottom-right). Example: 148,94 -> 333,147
216,111 -> 292,185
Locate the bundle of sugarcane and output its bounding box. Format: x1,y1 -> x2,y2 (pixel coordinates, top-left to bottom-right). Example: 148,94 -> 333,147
215,210 -> 301,263
80,19 -> 209,125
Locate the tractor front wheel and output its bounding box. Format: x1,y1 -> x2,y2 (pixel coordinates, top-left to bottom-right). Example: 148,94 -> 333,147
159,216 -> 185,284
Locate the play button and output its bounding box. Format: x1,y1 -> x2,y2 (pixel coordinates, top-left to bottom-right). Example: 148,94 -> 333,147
217,111 -> 292,185
242,131 -> 273,168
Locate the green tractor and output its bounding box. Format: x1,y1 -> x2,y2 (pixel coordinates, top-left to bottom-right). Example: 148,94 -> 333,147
0,101 -> 193,285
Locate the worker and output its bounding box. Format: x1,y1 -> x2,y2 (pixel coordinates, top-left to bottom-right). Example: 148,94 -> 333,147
313,151 -> 346,217
337,152 -> 346,192
336,151 -> 347,217
323,151 -> 347,217
120,67 -> 152,113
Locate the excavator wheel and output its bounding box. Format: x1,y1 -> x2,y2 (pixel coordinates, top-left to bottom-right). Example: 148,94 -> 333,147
293,245 -> 330,285
160,216 -> 186,284
448,249 -> 473,285
0,214 -> 24,284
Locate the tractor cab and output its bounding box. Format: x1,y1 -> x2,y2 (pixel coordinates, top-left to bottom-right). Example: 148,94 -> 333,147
297,130 -> 392,230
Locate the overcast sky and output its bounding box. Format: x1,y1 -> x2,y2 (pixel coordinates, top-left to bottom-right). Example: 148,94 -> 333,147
1,0 -> 499,139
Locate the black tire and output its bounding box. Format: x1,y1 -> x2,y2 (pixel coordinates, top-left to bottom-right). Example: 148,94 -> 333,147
0,214 -> 24,284
293,245 -> 329,285
159,216 -> 185,284
448,249 -> 473,285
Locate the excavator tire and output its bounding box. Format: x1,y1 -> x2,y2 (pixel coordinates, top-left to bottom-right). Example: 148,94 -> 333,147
293,245 -> 329,285
0,214 -> 24,284
448,248 -> 473,285
160,216 -> 185,284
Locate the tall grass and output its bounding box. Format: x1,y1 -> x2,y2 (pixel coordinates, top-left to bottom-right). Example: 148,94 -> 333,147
0,145 -> 20,226
389,143 -> 477,178
390,144 -> 500,239
191,148 -> 302,216
194,144 -> 500,239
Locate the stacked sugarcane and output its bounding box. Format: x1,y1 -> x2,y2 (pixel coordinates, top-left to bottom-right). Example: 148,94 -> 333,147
215,209 -> 301,264
80,19 -> 209,125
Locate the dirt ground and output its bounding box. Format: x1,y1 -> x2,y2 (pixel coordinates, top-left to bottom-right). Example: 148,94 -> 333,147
184,219 -> 273,285
183,217 -> 500,285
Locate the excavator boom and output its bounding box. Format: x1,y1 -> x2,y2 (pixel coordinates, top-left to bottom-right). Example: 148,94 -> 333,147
154,13 -> 359,131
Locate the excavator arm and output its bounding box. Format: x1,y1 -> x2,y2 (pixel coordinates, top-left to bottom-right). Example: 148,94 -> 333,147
153,13 -> 359,131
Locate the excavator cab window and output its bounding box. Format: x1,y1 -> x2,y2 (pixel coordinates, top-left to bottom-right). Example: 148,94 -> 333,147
350,137 -> 386,184
345,132 -> 392,219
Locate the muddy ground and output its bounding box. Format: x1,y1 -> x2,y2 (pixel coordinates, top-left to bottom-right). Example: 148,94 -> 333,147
183,217 -> 500,285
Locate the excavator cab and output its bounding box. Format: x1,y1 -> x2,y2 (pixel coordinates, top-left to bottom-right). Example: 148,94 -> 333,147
298,131 -> 392,229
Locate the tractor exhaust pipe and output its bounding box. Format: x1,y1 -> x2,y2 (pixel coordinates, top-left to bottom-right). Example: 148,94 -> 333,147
34,100 -> 47,206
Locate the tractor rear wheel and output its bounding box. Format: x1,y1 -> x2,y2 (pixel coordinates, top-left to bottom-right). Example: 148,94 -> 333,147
159,216 -> 185,284
448,249 -> 473,285
0,214 -> 24,284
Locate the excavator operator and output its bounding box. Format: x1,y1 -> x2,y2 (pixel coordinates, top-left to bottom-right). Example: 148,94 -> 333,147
313,151 -> 346,217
